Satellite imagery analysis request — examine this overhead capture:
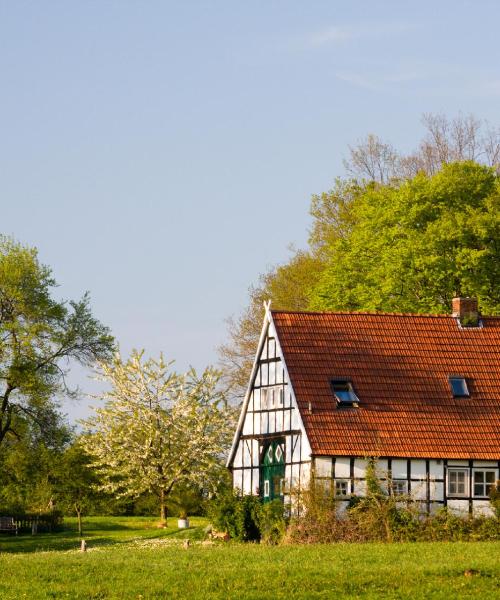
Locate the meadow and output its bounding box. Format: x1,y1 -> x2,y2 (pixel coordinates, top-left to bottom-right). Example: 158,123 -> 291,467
0,517 -> 499,599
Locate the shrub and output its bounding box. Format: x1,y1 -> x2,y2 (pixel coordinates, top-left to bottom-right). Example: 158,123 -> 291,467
489,480 -> 500,519
285,461 -> 500,544
206,489 -> 261,541
257,500 -> 288,544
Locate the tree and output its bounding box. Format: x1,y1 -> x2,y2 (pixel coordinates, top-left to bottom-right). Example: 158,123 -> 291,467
81,351 -> 234,524
218,249 -> 323,399
309,162 -> 500,314
55,442 -> 100,537
0,236 -> 115,445
219,113 -> 500,397
0,413 -> 71,514
345,113 -> 500,182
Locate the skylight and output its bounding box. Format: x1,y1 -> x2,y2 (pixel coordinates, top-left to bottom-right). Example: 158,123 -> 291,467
449,377 -> 469,397
331,380 -> 360,406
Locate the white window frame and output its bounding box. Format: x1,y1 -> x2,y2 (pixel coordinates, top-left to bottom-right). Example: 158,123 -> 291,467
264,480 -> 270,497
472,469 -> 497,498
447,468 -> 469,497
335,479 -> 350,497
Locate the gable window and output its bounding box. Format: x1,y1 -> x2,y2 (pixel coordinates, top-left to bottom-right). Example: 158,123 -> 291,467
331,380 -> 360,406
473,469 -> 497,497
448,469 -> 468,496
449,376 -> 469,397
335,479 -> 350,497
279,388 -> 284,405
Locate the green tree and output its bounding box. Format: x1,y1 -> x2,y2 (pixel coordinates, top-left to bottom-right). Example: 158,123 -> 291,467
0,236 -> 115,445
0,412 -> 71,513
81,351 -> 235,524
55,442 -> 100,537
219,113 -> 500,396
309,162 -> 500,314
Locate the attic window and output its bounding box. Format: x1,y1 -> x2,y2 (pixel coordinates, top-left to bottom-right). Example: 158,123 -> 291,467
331,380 -> 359,407
449,377 -> 469,397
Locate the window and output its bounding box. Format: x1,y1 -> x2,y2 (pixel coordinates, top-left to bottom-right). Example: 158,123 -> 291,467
448,469 -> 468,496
335,479 -> 350,497
264,480 -> 270,497
279,388 -> 284,406
449,377 -> 469,397
331,380 -> 360,406
391,480 -> 408,496
473,470 -> 497,497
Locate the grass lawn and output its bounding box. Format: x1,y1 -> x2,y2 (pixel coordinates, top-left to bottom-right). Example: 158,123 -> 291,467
0,517 -> 499,599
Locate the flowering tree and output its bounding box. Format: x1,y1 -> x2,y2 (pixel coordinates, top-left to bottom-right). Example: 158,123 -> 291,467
81,351 -> 234,523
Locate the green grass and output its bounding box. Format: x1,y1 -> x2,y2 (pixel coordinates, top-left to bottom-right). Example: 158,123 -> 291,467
0,515 -> 207,553
0,517 -> 499,599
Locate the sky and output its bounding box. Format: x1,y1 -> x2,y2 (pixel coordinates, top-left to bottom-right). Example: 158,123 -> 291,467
1,1 -> 499,422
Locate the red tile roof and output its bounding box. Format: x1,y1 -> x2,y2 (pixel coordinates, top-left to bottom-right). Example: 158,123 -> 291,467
271,310 -> 500,460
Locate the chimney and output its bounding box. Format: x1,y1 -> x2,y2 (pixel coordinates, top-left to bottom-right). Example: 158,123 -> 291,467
452,297 -> 479,327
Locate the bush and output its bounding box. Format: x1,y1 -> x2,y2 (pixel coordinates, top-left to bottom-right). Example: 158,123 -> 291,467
490,480 -> 500,519
206,489 -> 262,541
257,500 -> 287,544
285,462 -> 500,544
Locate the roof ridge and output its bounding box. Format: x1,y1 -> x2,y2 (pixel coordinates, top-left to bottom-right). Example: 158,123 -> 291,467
271,309 -> 500,319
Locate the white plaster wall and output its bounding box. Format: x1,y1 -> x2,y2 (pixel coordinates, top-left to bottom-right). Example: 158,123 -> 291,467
432,481 -> 444,502
252,469 -> 259,494
233,443 -> 242,468
335,458 -> 351,478
242,413 -> 252,435
315,457 -> 332,477
353,479 -> 367,496
447,499 -> 469,515
429,460 -> 444,479
473,461 -> 497,467
243,441 -> 251,466
376,459 -> 389,475
233,469 -> 243,491
410,460 -> 426,479
242,469 -> 252,494
473,501 -> 494,518
391,459 -> 407,479
354,459 -> 368,478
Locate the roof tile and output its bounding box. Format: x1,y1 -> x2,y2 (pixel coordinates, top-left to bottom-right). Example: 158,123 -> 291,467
272,310 -> 500,460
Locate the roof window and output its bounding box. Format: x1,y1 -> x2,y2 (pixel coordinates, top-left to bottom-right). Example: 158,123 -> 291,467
449,376 -> 469,397
331,380 -> 360,407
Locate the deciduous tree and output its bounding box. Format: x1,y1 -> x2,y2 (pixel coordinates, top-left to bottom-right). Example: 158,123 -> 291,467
81,351 -> 234,523
0,236 -> 115,445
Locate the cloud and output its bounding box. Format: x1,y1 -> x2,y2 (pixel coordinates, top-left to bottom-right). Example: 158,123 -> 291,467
334,67 -> 425,93
309,22 -> 415,47
309,26 -> 352,46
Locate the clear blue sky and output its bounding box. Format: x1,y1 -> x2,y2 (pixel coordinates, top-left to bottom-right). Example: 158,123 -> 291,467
1,1 -> 499,421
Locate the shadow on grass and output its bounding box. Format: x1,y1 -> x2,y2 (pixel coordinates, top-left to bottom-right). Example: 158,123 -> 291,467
0,521 -> 206,554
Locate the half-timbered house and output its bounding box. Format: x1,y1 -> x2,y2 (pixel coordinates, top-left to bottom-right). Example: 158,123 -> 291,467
227,298 -> 500,516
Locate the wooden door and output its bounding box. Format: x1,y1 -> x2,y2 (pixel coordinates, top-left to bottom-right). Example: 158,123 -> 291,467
260,439 -> 285,503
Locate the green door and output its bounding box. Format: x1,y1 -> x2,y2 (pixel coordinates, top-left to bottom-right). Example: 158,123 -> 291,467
260,439 -> 285,503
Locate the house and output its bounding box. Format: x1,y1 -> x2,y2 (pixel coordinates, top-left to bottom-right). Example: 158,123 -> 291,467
227,298 -> 500,516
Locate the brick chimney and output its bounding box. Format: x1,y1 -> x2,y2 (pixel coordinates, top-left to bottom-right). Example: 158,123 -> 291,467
452,297 -> 479,326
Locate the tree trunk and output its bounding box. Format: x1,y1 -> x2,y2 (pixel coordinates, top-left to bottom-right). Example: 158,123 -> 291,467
75,504 -> 83,537
159,489 -> 167,527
